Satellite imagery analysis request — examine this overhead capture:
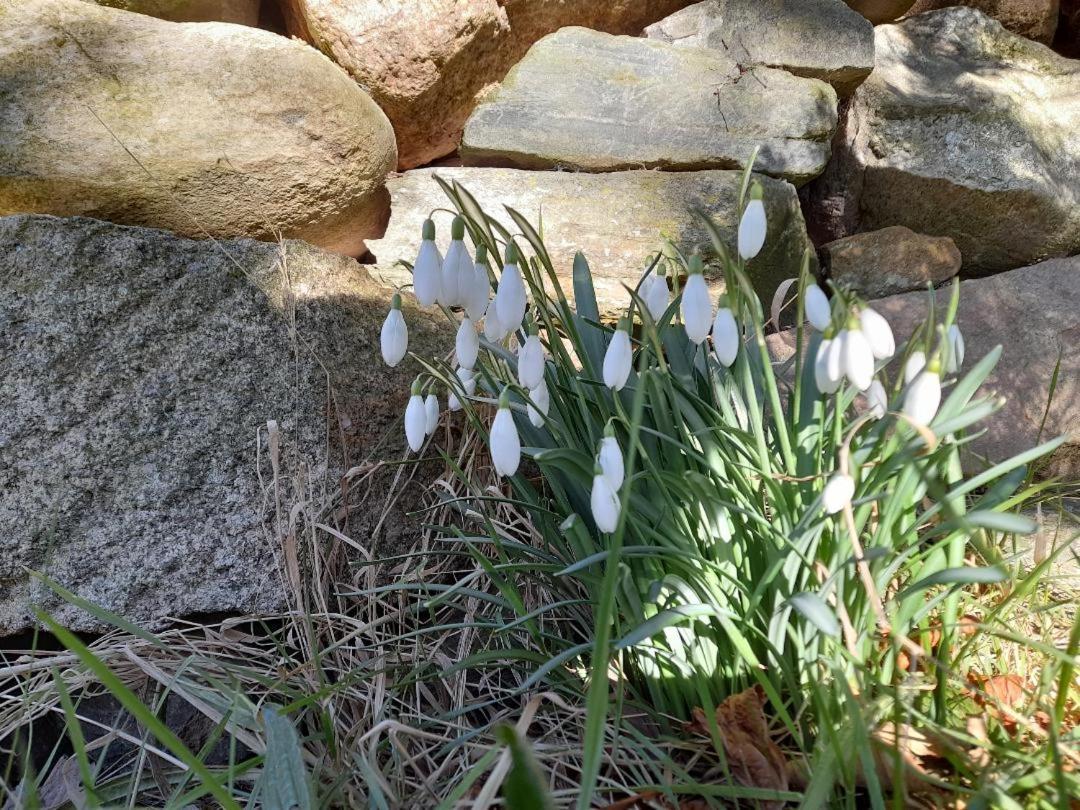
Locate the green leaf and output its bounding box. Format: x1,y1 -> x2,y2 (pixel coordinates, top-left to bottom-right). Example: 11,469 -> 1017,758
900,566 -> 1008,600
613,605 -> 723,651
260,706 -> 315,810
495,726 -> 553,810
787,592 -> 841,638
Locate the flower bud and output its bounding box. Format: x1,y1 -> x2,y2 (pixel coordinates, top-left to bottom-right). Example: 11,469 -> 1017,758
903,368 -> 941,426
440,217 -> 469,308
904,350 -> 926,383
643,265 -> 669,322
448,367 -> 475,412
946,324 -> 965,373
412,220 -> 443,307
859,307 -> 895,360
681,257 -> 712,345
711,304 -> 739,367
455,316 -> 479,370
527,379 -> 549,428
839,327 -> 874,391
483,306 -> 508,343
602,326 -> 632,390
517,332 -> 545,390
822,473 -> 855,515
404,381 -> 426,453
495,243 -> 527,335
865,379 -> 887,419
490,388 -> 521,477
598,432 -> 624,491
737,188 -> 767,260
590,464 -> 621,533
380,294 -> 408,367
424,393 -> 439,434
814,337 -> 842,394
465,244 -> 491,320
804,284 -> 831,332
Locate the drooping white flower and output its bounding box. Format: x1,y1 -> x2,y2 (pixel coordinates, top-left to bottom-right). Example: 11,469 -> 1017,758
598,432 -> 624,492
737,186 -> 767,260
823,473 -> 855,515
865,379 -> 887,419
380,293 -> 408,367
517,332 -> 545,390
946,324 -> 965,373
527,379 -> 549,428
404,381 -> 426,453
455,316 -> 479,370
495,242 -> 527,335
490,388 -> 520,477
590,464 -> 621,533
814,337 -> 841,394
904,368 -> 942,426
603,326 -> 632,390
412,219 -> 442,307
904,350 -> 926,383
448,367 -> 476,412
838,327 -> 875,391
804,284 -> 831,332
424,393 -> 439,435
859,307 -> 895,360
465,243 -> 491,320
681,257 -> 712,345
711,303 -> 739,367
483,305 -> 508,343
440,216 -> 472,308
643,266 -> 669,322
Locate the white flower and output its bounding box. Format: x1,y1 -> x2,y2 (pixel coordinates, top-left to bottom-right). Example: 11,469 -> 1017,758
527,379 -> 549,428
946,324 -> 965,373
643,269 -> 669,321
804,284 -> 831,332
904,350 -> 926,383
865,379 -> 887,419
495,249 -> 527,335
681,259 -> 712,345
424,393 -> 439,434
598,434 -> 624,491
590,466 -> 621,533
822,473 -> 855,515
859,307 -> 895,360
603,327 -> 632,390
737,193 -> 767,260
838,328 -> 874,391
404,383 -> 426,453
483,305 -> 508,343
448,367 -> 475,411
903,368 -> 941,426
711,305 -> 739,367
440,217 -> 471,307
380,293 -> 408,367
517,333 -> 545,389
814,337 -> 842,394
490,389 -> 520,477
465,245 -> 491,320
455,316 -> 479,371
412,219 -> 443,307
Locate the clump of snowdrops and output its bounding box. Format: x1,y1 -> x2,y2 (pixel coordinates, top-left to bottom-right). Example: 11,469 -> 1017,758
380,167 -> 1063,804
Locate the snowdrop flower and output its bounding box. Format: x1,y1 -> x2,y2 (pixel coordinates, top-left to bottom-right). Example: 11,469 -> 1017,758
527,379 -> 549,428
448,367 -> 475,411
483,303 -> 508,343
380,293 -> 408,367
465,244 -> 491,320
814,335 -> 843,394
859,307 -> 895,360
603,322 -> 632,390
737,185 -> 767,261
590,463 -> 621,534
838,324 -> 875,391
412,219 -> 442,307
904,364 -> 942,426
681,256 -> 712,345
643,264 -> 669,322
711,298 -> 739,367
946,324 -> 965,373
455,316 -> 479,370
517,329 -> 545,390
865,379 -> 887,419
424,393 -> 439,435
804,284 -> 831,332
490,388 -> 520,477
440,216 -> 471,307
822,472 -> 855,515
404,380 -> 426,453
598,428 -> 624,491
495,242 -> 527,335
904,350 -> 926,383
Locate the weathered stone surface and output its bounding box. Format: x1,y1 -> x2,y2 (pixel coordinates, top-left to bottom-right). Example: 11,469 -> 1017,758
461,28 -> 838,184
821,226 -> 961,297
0,0 -> 395,257
843,0 -> 916,22
907,0 -> 1059,43
282,0 -> 693,170
805,7 -> 1080,274
367,167 -> 815,314
80,0 -> 260,25
0,215 -> 446,635
645,0 -> 875,96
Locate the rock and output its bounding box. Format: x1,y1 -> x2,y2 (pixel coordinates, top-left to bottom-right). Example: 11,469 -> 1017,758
282,0 -> 693,171
0,215 -> 446,635
805,7 -> 1080,275
907,1 -> 1058,43
821,226 -> 961,297
842,0 -> 917,22
367,167 -> 815,314
0,0 -> 395,257
644,0 -> 875,97
460,28 -> 838,185
80,0 -> 260,25
1059,0 -> 1080,56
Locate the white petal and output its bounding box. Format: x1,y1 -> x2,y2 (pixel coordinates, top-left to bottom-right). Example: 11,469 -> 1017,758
598,436 -> 624,491
483,306 -> 507,342
711,307 -> 739,367
466,261 -> 490,320
590,473 -> 621,533
455,317 -> 479,370
814,338 -> 840,394
490,406 -> 521,477
517,334 -> 545,390
448,367 -> 476,411
412,240 -> 442,307
865,379 -> 887,419
841,328 -> 875,391
424,393 -> 439,434
440,240 -> 466,307
737,198 -> 767,260
903,370 -> 941,426
527,380 -> 549,428
380,308 -> 408,367
644,275 -> 669,321
602,330 -> 632,390
823,473 -> 855,515
804,284 -> 831,332
681,274 -> 712,344
495,263 -> 527,335
904,351 -> 926,383
404,394 -> 426,452
947,324 -> 965,373
860,308 -> 895,360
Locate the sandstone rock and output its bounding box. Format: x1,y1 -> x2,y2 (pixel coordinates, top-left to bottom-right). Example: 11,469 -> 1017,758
0,215 -> 446,635
842,0 -> 917,22
0,0 -> 395,257
282,0 -> 693,171
907,0 -> 1059,43
821,226 -> 961,297
805,7 -> 1080,275
461,28 -> 838,185
80,0 -> 260,25
367,167 -> 815,314
644,0 -> 875,96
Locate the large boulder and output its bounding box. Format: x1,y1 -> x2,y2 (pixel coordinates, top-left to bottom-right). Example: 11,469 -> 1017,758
820,226 -> 961,297
0,0 -> 396,257
805,7 -> 1080,275
842,0 -> 917,22
367,167 -> 816,314
0,215 -> 446,635
460,28 -> 838,185
644,0 -> 875,97
80,0 -> 260,25
282,0 -> 694,171
907,0 -> 1059,43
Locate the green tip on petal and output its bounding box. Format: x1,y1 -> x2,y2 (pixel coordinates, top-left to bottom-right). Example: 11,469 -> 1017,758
688,255 -> 704,275
498,387 -> 511,409
421,218 -> 435,241
505,241 -> 518,265
749,183 -> 764,202
391,292 -> 402,310
410,378 -> 422,396
451,216 -> 465,240
475,243 -> 488,264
